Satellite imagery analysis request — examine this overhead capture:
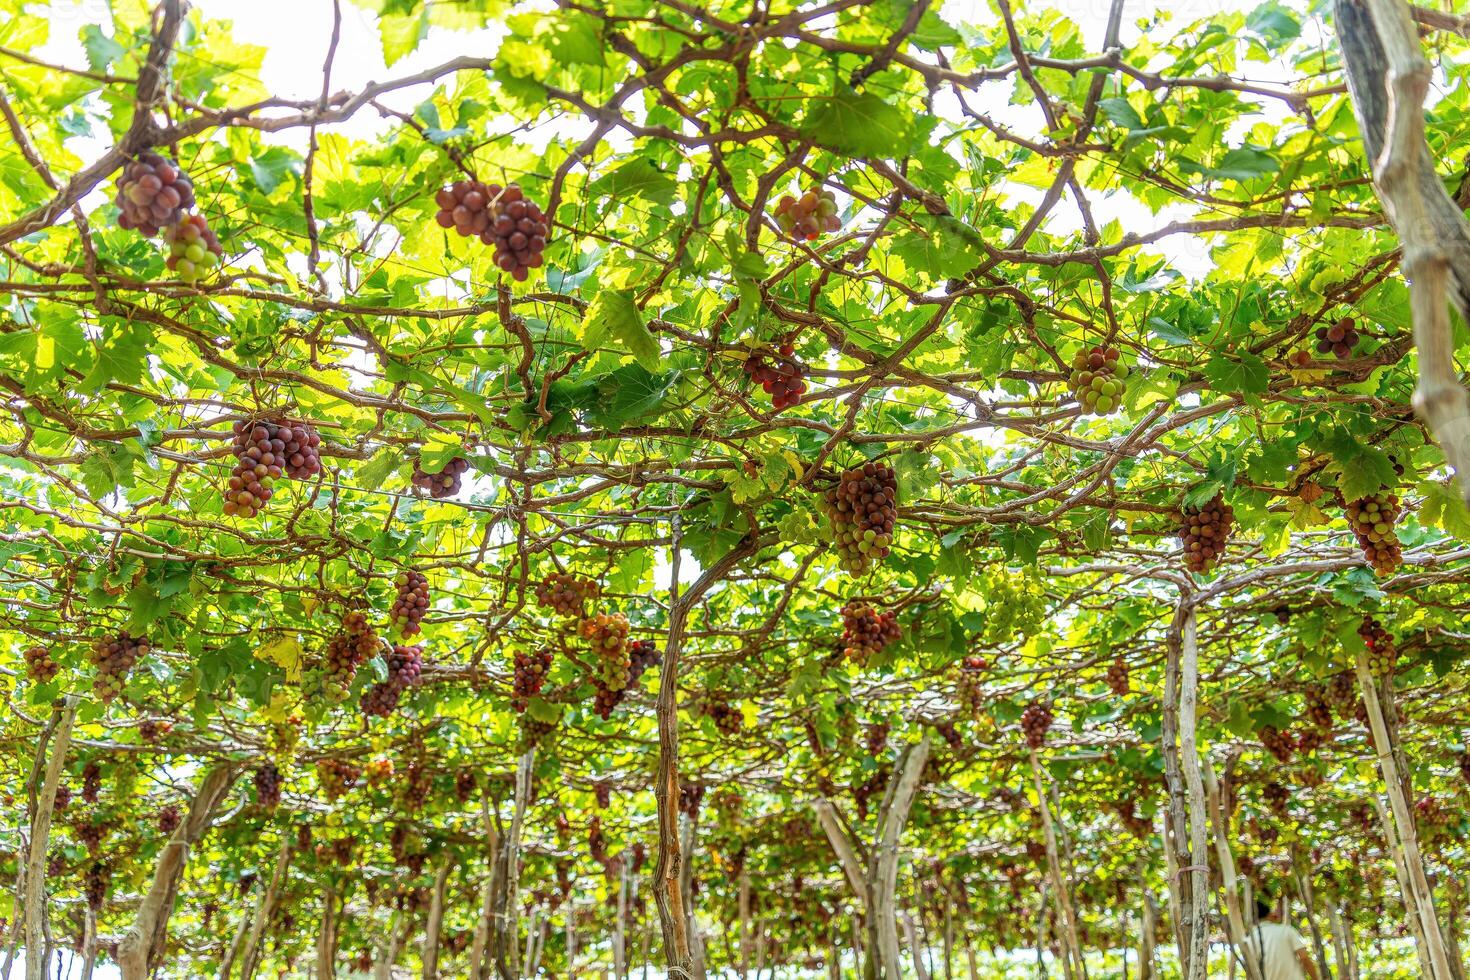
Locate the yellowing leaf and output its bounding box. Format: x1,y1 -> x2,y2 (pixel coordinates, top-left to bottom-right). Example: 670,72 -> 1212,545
256,634 -> 304,681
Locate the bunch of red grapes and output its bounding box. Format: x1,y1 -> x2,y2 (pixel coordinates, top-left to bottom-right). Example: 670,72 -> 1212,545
679,782 -> 705,818
316,759 -> 361,800
957,655 -> 987,716
455,768 -> 478,804
1304,686 -> 1333,732
163,214 -> 222,283
824,463 -> 898,575
85,862 -> 110,911
581,613 -> 631,693
1359,615 -> 1397,675
360,643 -> 424,717
704,696 -> 743,736
224,418 -> 322,519
433,180 -> 549,281
1176,492 -> 1235,573
412,456 -> 470,499
1314,316 -> 1362,360
312,612 -> 380,702
1067,346 -> 1130,415
81,762 -> 102,804
839,602 -> 900,661
537,573 -> 599,618
53,783 -> 71,813
742,344 -> 806,410
866,721 -> 890,756
114,152 -> 196,235
24,644 -> 59,683
592,781 -> 611,809
389,570 -> 430,637
1259,725 -> 1296,763
511,647 -> 554,712
1344,493 -> 1403,576
156,805 -> 180,835
933,718 -> 965,751
1327,671 -> 1355,710
1105,658 -> 1129,696
1296,727 -> 1324,755
90,631 -> 149,702
254,763 -> 283,812
1020,702 -> 1054,748
139,719 -> 172,743
1262,781 -> 1289,815
590,639 -> 659,720
773,186 -> 841,241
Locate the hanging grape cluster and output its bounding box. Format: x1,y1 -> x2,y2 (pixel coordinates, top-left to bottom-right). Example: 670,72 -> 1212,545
412,456 -> 470,499
742,346 -> 806,410
433,180 -> 549,281
1327,671 -> 1355,710
254,763 -> 283,812
1260,725 -> 1296,763
537,573 -> 599,619
824,463 -> 898,575
163,214 -> 222,283
53,783 -> 71,813
866,721 -> 890,757
1343,492 -> 1403,576
139,719 -> 172,743
224,419 -> 322,519
81,762 -> 101,804
773,186 -> 841,241
956,655 -> 987,716
90,631 -> 149,702
1304,686 -> 1333,732
839,602 -> 900,662
1020,702 -> 1054,748
520,715 -> 557,750
1176,492 -> 1235,573
156,805 -> 180,835
1359,616 -> 1397,675
389,570 -> 430,637
395,760 -> 432,814
360,643 -> 424,717
307,612 -> 380,703
316,759 -> 361,800
85,862 -> 109,912
1067,346 -> 1130,415
1104,658 -> 1129,696
455,768 -> 478,804
581,613 -> 631,693
1262,781 -> 1289,815
512,647 -> 554,712
1314,316 -> 1362,360
933,719 -> 965,751
704,696 -> 743,736
24,644 -> 59,683
114,152 -> 196,235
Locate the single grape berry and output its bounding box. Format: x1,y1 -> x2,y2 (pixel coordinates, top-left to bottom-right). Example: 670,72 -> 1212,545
1343,492 -> 1403,576
163,214 -> 222,283
1105,658 -> 1129,696
223,418 -> 323,519
90,631 -> 149,702
839,602 -> 901,661
1068,346 -> 1130,415
537,573 -> 599,619
742,351 -> 807,411
114,152 -> 195,235
1020,701 -> 1054,748
390,570 -> 430,637
1313,316 -> 1361,360
773,186 -> 842,242
511,647 -> 555,712
823,463 -> 898,576
1176,492 -> 1235,574
433,180 -> 550,282
24,645 -> 60,683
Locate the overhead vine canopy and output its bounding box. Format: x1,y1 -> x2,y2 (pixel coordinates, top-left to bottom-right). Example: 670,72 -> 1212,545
3,0 -> 1470,977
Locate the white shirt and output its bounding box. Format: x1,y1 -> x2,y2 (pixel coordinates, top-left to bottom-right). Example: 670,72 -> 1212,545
1242,921 -> 1310,980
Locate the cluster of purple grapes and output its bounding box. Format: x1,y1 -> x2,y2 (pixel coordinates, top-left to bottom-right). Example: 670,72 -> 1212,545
360,643 -> 424,717
433,180 -> 549,281
412,456 -> 469,498
591,639 -> 660,719
224,419 -> 322,519
390,570 -> 430,637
